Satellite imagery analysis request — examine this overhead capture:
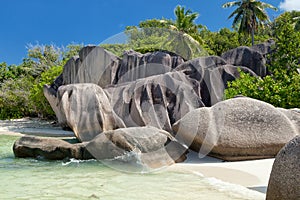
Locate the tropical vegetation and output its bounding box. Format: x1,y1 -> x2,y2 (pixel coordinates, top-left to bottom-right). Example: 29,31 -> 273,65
225,12 -> 300,108
222,0 -> 277,46
0,44 -> 82,119
0,2 -> 299,120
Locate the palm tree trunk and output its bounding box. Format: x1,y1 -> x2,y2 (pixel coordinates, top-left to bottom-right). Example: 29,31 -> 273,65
251,28 -> 255,46
251,8 -> 255,46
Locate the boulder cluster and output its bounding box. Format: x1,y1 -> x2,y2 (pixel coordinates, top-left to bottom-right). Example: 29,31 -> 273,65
13,42 -> 299,170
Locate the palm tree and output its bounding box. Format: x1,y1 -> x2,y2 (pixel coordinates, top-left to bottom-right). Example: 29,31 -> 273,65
126,5 -> 205,59
171,5 -> 203,43
222,0 -> 277,46
163,5 -> 205,59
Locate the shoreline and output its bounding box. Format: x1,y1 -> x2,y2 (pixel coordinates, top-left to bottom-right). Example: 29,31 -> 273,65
168,151 -> 274,193
0,118 -> 75,137
0,118 -> 274,194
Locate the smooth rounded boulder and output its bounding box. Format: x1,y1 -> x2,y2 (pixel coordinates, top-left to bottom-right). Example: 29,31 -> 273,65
56,83 -> 125,142
266,136 -> 300,200
13,136 -> 92,160
277,108 -> 300,134
85,126 -> 188,168
172,97 -> 299,161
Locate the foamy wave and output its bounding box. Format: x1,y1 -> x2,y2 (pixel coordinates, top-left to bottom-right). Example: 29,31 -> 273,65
100,149 -> 162,174
193,172 -> 265,200
62,158 -> 97,166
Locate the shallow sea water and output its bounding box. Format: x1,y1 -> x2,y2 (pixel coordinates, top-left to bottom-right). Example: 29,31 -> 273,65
0,135 -> 265,200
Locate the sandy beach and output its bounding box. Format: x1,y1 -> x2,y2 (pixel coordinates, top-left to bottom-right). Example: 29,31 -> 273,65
0,118 -> 274,194
0,118 -> 74,137
169,151 -> 274,193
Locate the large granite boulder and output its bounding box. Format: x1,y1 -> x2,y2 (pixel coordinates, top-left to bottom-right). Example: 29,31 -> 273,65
174,57 -> 257,105
221,46 -> 266,77
64,46 -> 121,87
174,56 -> 227,80
172,97 -> 299,161
13,136 -> 92,160
86,126 -> 187,168
116,50 -> 184,84
251,39 -> 275,56
43,46 -> 121,122
266,136 -> 300,200
105,71 -> 204,132
277,108 -> 300,134
55,83 -> 125,142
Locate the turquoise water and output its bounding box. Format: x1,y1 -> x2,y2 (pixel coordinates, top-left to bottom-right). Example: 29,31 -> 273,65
0,135 -> 264,200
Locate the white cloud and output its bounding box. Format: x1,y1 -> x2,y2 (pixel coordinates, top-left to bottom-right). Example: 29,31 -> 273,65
279,0 -> 300,11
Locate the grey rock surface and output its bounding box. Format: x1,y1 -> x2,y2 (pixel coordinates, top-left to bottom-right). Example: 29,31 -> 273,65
13,136 -> 92,160
86,126 -> 187,168
221,46 -> 266,77
173,97 -> 299,161
266,136 -> 300,200
105,71 -> 204,132
251,39 -> 275,56
277,108 -> 300,134
175,56 -> 257,105
116,50 -> 184,84
13,127 -> 188,167
56,83 -> 125,142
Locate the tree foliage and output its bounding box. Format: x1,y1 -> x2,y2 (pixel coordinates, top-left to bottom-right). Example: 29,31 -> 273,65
0,76 -> 34,119
222,0 -> 277,46
0,44 -> 81,119
225,12 -> 300,108
29,65 -> 63,119
122,6 -> 207,59
200,28 -> 246,55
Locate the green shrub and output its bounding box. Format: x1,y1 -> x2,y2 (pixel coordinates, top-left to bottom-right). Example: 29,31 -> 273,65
0,76 -> 34,119
225,70 -> 300,108
29,65 -> 63,119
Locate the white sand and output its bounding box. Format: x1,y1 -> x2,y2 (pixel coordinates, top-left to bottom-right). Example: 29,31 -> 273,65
0,118 -> 74,137
0,118 -> 274,193
168,151 -> 274,193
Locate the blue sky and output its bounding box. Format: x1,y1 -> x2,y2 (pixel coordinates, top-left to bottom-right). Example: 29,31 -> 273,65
0,0 -> 291,65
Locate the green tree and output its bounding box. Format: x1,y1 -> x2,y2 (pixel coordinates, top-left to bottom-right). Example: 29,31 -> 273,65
200,28 -> 248,55
62,44 -> 83,64
225,14 -> 300,108
0,76 -> 34,119
29,65 -> 63,118
28,44 -> 81,118
0,43 -> 82,119
222,0 -> 277,46
26,44 -> 62,76
124,6 -> 205,59
172,5 -> 203,44
275,11 -> 300,32
270,12 -> 300,75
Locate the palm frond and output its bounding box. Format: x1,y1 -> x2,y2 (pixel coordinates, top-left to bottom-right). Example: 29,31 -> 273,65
260,2 -> 278,11
222,1 -> 241,9
228,7 -> 243,19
